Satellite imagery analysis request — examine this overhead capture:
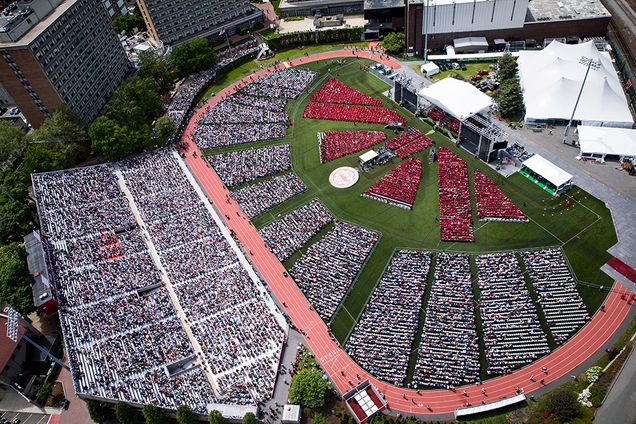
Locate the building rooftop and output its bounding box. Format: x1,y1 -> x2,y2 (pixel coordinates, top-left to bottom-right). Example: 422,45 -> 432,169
364,0 -> 404,10
525,0 -> 610,22
0,0 -> 76,48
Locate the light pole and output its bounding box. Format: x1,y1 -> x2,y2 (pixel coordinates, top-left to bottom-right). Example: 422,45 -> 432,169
423,0 -> 430,62
562,56 -> 601,144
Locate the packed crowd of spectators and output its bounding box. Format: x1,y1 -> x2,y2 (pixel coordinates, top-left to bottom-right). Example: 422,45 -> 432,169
395,136 -> 433,159
33,147 -> 286,412
427,107 -> 445,122
303,103 -> 407,125
386,128 -> 425,150
232,173 -> 307,218
438,148 -> 474,242
291,222 -> 379,321
363,158 -> 422,209
242,68 -> 318,99
414,253 -> 480,388
198,100 -> 288,125
311,78 -> 383,106
346,250 -> 432,385
207,144 -> 292,187
260,199 -> 333,261
215,38 -> 259,66
319,130 -> 386,163
476,252 -> 550,375
441,116 -> 461,133
165,68 -> 217,138
474,170 -> 527,222
194,123 -> 288,150
522,249 -> 589,344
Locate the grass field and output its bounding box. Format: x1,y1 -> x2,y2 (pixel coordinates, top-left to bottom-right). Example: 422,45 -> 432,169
201,56 -> 617,382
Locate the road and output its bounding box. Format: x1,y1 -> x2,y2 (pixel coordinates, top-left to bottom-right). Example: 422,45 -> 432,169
594,347 -> 636,424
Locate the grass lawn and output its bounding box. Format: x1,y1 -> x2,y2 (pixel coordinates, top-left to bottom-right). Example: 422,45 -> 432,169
201,56 -> 616,381
430,61 -> 496,81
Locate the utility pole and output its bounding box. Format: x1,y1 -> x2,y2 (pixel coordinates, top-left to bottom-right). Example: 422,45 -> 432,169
423,0 -> 430,62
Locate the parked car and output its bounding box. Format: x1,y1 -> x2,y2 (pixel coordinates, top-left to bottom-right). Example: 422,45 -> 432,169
460,62 -> 467,70
452,62 -> 461,70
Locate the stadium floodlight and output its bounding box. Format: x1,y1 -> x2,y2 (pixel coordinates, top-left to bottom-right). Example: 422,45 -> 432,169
563,56 -> 601,144
6,307 -> 19,342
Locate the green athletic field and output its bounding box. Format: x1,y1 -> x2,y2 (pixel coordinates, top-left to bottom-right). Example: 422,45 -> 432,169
201,57 -> 617,380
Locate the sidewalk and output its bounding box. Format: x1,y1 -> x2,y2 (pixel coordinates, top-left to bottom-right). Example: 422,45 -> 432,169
594,347 -> 636,424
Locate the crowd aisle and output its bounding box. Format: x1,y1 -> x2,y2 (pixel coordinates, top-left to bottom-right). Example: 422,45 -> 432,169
346,250 -> 432,386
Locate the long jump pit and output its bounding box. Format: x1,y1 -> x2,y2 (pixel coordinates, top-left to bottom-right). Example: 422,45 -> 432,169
329,167 -> 359,189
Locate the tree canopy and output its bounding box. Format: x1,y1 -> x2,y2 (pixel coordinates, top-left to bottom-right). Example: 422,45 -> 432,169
546,388 -> 581,422
153,115 -> 176,144
288,368 -> 329,409
0,243 -> 35,316
241,412 -> 259,424
138,51 -> 176,95
176,404 -> 196,424
112,7 -> 147,36
115,401 -> 137,424
0,121 -> 26,167
89,117 -> 151,161
497,53 -> 519,81
381,32 -> 405,55
143,403 -> 168,424
495,78 -> 524,117
86,399 -> 115,424
208,410 -> 227,424
171,38 -> 217,79
106,77 -> 163,130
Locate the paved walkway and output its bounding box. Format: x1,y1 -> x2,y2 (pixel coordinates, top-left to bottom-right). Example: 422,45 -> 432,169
178,49 -> 634,416
595,347 -> 636,424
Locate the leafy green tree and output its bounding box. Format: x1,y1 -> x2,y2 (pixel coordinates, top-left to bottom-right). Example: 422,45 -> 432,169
112,7 -> 146,36
106,77 -> 162,130
495,78 -> 524,117
241,412 -> 259,424
0,200 -> 31,244
143,403 -> 168,424
138,51 -> 176,95
0,121 -> 26,166
171,38 -> 217,79
28,108 -> 86,146
18,145 -> 75,178
288,368 -> 329,409
380,32 -> 405,54
36,383 -> 53,404
176,404 -> 196,424
89,117 -> 150,161
497,53 -> 519,81
153,116 -> 176,145
0,243 -> 34,316
312,412 -> 326,424
115,401 -> 137,424
208,410 -> 227,424
85,399 -> 114,424
547,388 -> 581,422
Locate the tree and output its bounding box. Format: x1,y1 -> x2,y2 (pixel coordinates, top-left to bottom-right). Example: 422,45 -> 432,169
86,399 -> 114,424
547,388 -> 581,422
0,199 -> 32,244
497,53 -> 519,81
143,403 -> 168,424
153,116 -> 176,145
112,7 -> 146,36
0,243 -> 35,316
0,121 -> 26,166
106,77 -> 163,130
495,78 -> 524,118
312,413 -> 326,424
115,401 -> 137,424
138,51 -> 176,95
171,38 -> 217,79
28,108 -> 86,146
18,145 -> 75,178
381,32 -> 405,55
36,383 -> 53,404
208,410 -> 227,424
176,404 -> 196,424
89,117 -> 150,161
241,412 -> 259,424
288,368 -> 329,409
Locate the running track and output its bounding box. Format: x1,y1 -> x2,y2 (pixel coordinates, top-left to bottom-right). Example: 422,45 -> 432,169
178,49 -> 633,415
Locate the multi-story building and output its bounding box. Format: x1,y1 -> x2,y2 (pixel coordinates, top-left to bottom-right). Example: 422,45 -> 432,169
136,0 -> 263,47
278,0 -> 364,17
0,0 -> 131,127
102,0 -> 129,17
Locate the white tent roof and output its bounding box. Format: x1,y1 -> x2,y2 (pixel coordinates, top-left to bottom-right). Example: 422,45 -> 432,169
522,154 -> 573,188
578,126 -> 636,157
418,77 -> 492,120
454,37 -> 488,49
421,62 -> 439,75
360,150 -> 379,162
282,405 -> 301,423
518,41 -> 633,126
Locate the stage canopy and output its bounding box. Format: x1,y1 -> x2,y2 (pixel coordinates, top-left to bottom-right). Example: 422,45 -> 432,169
417,77 -> 492,121
522,154 -> 573,190
518,40 -> 634,128
421,62 -> 439,76
578,126 -> 636,160
454,36 -> 488,53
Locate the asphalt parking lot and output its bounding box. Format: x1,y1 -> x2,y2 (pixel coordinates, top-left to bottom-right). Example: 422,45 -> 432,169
0,411 -> 50,424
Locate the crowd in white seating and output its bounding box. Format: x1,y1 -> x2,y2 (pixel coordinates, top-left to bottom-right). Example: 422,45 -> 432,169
414,253 -> 480,388
345,250 -> 431,385
207,144 -> 292,187
522,249 -> 589,344
232,173 -> 307,218
476,252 -> 550,375
259,199 -> 333,262
193,123 -> 288,150
215,38 -> 259,66
32,148 -> 286,412
198,100 -> 288,125
291,222 -> 379,321
242,68 -> 318,99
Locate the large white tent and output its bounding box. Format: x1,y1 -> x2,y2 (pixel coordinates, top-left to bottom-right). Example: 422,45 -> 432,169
517,41 -> 634,128
417,77 -> 492,121
577,126 -> 636,161
521,154 -> 573,194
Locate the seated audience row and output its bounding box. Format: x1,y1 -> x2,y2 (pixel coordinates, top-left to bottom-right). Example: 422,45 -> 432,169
363,158 -> 422,209
232,173 -> 307,218
319,130 -> 386,163
207,144 -> 292,187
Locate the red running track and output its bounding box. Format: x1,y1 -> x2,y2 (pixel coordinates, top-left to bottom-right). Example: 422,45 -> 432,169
179,49 -> 633,415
